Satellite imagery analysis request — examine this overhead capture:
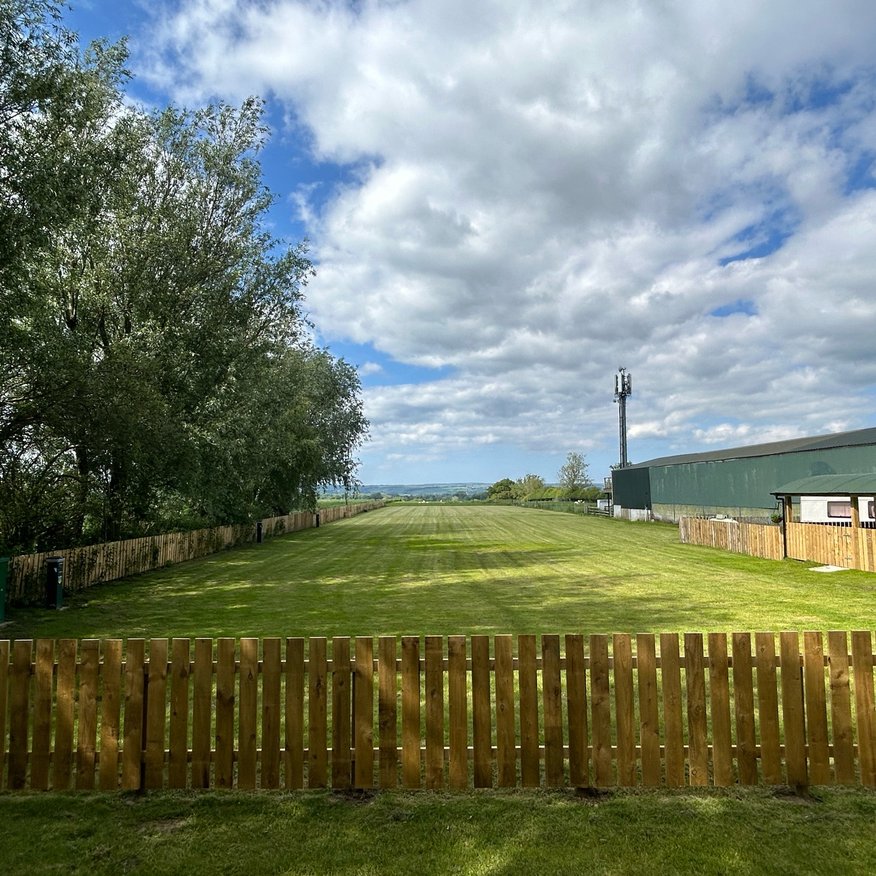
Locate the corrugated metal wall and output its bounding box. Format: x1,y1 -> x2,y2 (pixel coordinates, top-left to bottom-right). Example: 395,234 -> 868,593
611,466 -> 651,509
649,444 -> 876,519
612,443 -> 876,522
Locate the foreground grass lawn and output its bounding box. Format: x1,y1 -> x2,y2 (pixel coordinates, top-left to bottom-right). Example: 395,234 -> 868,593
6,504 -> 876,640
4,507 -> 875,874
2,787 -> 875,875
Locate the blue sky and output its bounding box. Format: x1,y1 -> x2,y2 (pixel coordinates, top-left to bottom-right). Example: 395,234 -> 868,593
66,1 -> 876,486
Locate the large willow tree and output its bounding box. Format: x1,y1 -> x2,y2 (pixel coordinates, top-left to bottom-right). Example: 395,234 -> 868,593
0,1 -> 368,552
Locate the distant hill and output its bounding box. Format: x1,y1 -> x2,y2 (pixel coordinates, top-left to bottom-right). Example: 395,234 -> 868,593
323,483 -> 491,498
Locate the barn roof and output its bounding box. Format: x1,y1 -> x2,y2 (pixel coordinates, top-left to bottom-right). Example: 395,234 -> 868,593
771,474 -> 876,496
625,426 -> 876,470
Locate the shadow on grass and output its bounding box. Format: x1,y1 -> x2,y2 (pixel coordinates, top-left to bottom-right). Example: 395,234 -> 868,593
1,788 -> 875,875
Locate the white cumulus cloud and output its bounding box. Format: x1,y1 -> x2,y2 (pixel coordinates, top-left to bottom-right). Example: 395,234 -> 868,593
140,0 -> 876,478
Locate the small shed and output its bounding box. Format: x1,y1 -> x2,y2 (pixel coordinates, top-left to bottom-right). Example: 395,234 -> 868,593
772,474 -> 876,570
771,474 -> 876,525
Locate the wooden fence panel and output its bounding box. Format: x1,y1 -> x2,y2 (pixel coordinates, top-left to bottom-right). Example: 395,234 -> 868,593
424,636 -> 444,789
285,638 -> 305,790
565,634 -> 589,787
755,632 -> 782,784
332,637 -> 352,790
6,502 -> 384,605
827,631 -> 855,784
471,635 -> 492,788
680,516 -> 876,572
614,633 -> 635,786
709,633 -> 733,787
31,639 -> 54,791
215,638 -> 236,789
495,635 -> 516,787
732,632 -> 758,785
448,635 -> 468,789
541,635 -> 564,787
660,633 -> 685,788
238,638 -> 259,790
99,639 -> 122,791
779,632 -> 808,787
401,636 -> 420,788
637,633 -> 660,787
378,636 -> 398,789
308,638 -> 328,788
518,634 -> 540,787
191,638 -> 213,789
685,633 -> 708,786
590,634 -> 612,787
262,638 -> 282,790
803,632 -> 831,785
144,639 -> 167,791
76,639 -> 100,790
55,639 -> 78,790
8,640 -> 30,789
3,630 -> 876,793
169,638 -> 190,790
354,636 -> 374,789
851,631 -> 876,786
121,639 -> 144,790
679,518 -> 783,561
0,640 -> 7,790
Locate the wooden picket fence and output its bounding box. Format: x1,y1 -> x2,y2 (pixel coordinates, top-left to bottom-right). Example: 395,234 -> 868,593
6,502 -> 383,605
1,631 -> 875,792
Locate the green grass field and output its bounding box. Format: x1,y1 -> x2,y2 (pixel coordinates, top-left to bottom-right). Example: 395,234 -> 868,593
2,787 -> 875,875
3,505 -> 876,874
6,504 -> 876,640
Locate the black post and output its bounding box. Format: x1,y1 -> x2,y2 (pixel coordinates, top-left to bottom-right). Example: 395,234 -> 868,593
256,520 -> 263,544
45,557 -> 64,609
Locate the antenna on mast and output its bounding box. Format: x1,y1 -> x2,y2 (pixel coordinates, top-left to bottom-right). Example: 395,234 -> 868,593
613,367 -> 632,468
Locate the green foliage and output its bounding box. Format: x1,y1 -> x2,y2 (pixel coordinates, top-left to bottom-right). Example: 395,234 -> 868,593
564,484 -> 601,501
516,472 -> 546,500
0,2 -> 367,553
486,477 -> 516,500
558,450 -> 591,497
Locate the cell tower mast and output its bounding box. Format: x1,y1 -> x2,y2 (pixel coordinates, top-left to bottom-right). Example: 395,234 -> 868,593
614,367 -> 632,468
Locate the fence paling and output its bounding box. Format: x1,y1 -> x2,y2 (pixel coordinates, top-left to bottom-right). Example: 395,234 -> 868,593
2,631 -> 876,792
732,632 -> 758,785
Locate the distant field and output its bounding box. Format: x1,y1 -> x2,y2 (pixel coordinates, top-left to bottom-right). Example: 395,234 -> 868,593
6,504 -> 875,640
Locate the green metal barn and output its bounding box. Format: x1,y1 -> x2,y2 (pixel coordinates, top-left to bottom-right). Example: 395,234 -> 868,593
611,427 -> 876,523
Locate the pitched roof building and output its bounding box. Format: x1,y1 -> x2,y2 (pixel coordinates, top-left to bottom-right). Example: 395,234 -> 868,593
612,427 -> 876,523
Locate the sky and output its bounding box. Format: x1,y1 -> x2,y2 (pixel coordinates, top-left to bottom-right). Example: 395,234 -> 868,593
65,0 -> 876,486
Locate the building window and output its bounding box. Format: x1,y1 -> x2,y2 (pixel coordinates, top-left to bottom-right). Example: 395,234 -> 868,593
827,500 -> 876,519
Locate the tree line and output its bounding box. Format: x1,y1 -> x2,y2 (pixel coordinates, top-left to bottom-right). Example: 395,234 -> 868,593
0,1 -> 368,554
486,452 -> 601,502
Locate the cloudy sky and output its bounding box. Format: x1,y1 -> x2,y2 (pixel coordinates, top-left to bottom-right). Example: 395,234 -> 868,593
70,0 -> 876,486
